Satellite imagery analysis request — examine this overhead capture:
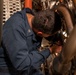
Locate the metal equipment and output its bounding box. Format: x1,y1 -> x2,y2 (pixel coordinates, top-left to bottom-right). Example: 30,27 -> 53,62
0,0 -> 76,75
3,0 -> 21,24
32,0 -> 76,75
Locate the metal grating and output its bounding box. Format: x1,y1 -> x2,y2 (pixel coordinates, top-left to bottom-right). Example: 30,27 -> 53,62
3,0 -> 21,24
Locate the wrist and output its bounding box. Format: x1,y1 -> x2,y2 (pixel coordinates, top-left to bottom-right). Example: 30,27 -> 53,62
48,47 -> 52,53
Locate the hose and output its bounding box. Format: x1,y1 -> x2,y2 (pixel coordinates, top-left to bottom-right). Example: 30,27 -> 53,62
53,5 -> 74,34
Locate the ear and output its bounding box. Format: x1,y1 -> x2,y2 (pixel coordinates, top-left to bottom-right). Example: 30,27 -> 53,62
37,31 -> 43,36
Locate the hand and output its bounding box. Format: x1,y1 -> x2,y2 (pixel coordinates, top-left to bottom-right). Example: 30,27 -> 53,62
49,41 -> 62,54
50,45 -> 62,53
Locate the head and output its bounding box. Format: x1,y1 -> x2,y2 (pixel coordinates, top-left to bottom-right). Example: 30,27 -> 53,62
32,9 -> 61,37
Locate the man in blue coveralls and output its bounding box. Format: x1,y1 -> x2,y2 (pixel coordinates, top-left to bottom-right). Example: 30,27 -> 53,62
0,7 -> 62,75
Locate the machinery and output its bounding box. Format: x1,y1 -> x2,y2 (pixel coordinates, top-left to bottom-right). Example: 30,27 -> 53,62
32,0 -> 76,75
0,0 -> 76,75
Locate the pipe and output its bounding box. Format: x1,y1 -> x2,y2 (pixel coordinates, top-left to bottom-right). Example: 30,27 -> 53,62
72,0 -> 76,8
53,5 -> 73,34
24,0 -> 32,9
52,4 -> 76,74
53,25 -> 76,74
0,0 -> 3,46
62,25 -> 76,63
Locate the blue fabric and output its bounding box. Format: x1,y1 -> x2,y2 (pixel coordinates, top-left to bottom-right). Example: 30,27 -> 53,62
0,8 -> 51,75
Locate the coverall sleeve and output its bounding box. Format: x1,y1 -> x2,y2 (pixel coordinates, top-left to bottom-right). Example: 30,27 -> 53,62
2,12 -> 51,71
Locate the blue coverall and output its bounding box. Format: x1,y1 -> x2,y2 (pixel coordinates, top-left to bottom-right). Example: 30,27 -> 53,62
0,8 -> 51,75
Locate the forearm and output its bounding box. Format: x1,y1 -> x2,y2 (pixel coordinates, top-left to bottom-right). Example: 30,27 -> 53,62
12,49 -> 51,70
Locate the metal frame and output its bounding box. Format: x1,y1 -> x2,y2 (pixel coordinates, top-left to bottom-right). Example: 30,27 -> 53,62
3,0 -> 21,24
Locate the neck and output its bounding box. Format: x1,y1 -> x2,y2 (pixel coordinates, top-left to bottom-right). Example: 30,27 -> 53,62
26,13 -> 34,28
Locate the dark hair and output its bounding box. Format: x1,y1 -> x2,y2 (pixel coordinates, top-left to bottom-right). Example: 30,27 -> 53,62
32,9 -> 61,35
